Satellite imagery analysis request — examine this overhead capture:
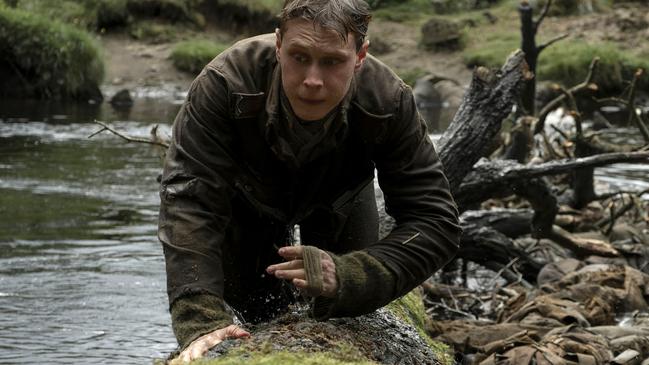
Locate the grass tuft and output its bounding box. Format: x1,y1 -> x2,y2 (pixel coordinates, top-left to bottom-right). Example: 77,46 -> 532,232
538,40 -> 649,92
0,6 -> 104,99
171,40 -> 229,74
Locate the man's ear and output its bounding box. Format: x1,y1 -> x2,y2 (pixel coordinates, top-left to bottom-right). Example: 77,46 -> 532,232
275,28 -> 282,60
354,39 -> 370,72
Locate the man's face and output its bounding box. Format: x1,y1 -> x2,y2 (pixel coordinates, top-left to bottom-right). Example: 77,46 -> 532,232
276,19 -> 368,121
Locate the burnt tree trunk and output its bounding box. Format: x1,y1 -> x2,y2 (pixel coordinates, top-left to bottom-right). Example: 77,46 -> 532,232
519,1 -> 538,115
437,50 -> 532,193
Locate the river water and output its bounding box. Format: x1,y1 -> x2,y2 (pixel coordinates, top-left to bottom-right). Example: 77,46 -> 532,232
0,93 -> 647,364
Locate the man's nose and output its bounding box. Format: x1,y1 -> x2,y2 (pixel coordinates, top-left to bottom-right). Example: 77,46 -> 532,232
303,65 -> 324,88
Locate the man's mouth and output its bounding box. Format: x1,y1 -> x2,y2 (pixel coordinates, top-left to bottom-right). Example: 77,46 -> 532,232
299,97 -> 324,105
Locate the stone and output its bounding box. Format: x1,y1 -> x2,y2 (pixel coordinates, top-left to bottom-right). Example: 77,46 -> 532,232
110,88 -> 134,108
420,17 -> 461,50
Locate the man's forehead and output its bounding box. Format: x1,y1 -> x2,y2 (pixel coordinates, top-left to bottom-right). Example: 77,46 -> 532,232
282,19 -> 355,51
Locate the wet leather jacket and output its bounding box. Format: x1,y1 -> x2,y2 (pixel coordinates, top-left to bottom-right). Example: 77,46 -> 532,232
158,33 -> 461,319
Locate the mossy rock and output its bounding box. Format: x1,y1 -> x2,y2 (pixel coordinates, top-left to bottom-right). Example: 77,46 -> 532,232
420,17 -> 462,50
0,6 -> 104,99
171,40 -> 229,75
196,290 -> 453,365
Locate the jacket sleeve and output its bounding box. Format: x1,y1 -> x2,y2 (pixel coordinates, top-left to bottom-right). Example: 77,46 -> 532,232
312,83 -> 461,319
370,83 -> 462,294
158,68 -> 237,348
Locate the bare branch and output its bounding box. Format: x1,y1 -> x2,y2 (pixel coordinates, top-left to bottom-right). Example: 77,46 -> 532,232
88,120 -> 170,148
534,0 -> 553,32
537,33 -> 569,54
534,57 -> 599,134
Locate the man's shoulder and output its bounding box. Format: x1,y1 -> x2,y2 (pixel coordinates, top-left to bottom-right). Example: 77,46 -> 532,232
204,33 -> 277,94
353,54 -> 408,117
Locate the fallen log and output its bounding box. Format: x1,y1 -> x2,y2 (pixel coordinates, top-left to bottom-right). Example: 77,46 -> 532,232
200,291 -> 453,365
456,151 -> 649,209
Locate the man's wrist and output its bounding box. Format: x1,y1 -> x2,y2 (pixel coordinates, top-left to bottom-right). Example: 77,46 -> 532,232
170,293 -> 234,351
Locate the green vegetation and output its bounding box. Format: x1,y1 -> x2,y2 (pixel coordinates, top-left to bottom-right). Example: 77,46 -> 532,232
372,0 -> 433,23
196,351 -> 374,365
129,20 -> 178,43
171,40 -> 230,74
462,30 -> 518,68
463,32 -> 649,92
538,41 -> 649,92
218,0 -> 283,13
387,291 -> 454,365
0,6 -> 104,98
9,0 -> 202,31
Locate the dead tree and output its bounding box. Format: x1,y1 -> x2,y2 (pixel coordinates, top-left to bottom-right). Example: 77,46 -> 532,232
518,0 -> 568,115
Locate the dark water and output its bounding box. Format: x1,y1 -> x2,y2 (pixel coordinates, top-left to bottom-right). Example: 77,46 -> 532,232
0,93 -> 647,364
0,89 -> 183,364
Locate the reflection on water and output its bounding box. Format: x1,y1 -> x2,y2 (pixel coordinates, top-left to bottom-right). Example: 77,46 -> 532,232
1,95 -> 647,364
0,95 -> 180,364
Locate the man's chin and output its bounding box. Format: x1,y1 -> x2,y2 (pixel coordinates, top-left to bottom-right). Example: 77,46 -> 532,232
295,109 -> 328,122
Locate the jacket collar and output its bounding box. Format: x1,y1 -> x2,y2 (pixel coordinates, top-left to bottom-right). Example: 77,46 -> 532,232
263,65 -> 356,169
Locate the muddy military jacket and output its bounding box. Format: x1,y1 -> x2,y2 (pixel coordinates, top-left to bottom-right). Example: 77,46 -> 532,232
159,34 -> 462,347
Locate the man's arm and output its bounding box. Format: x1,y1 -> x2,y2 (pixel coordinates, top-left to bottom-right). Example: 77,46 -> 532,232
158,68 -> 239,351
271,83 -> 462,319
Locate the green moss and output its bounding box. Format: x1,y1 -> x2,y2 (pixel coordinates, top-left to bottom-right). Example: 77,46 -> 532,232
171,40 -> 229,74
537,40 -> 649,92
372,0 -> 433,23
196,349 -> 375,365
386,291 -> 454,365
0,6 -> 104,99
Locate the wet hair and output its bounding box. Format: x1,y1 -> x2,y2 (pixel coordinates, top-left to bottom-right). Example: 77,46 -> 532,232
278,0 -> 372,51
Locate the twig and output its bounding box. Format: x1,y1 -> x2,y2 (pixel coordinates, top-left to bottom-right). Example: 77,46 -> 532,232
537,33 -> 569,53
549,123 -> 570,141
534,0 -> 552,33
597,196 -> 635,231
426,300 -> 477,320
534,58 -> 599,135
487,257 -> 519,290
88,120 -> 169,148
556,86 -> 582,136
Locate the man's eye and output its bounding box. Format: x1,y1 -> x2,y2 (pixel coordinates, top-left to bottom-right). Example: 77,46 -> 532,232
293,54 -> 308,63
322,58 -> 342,66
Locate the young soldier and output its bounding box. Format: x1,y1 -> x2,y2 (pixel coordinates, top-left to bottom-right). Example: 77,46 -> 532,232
159,0 -> 461,361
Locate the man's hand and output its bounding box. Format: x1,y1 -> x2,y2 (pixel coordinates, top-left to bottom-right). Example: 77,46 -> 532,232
170,325 -> 250,364
266,246 -> 338,297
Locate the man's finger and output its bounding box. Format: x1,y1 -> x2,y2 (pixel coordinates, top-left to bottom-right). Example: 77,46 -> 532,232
278,245 -> 303,259
173,325 -> 249,363
274,268 -> 306,280
266,259 -> 303,273
190,341 -> 208,360
292,278 -> 308,289
224,324 -> 250,338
